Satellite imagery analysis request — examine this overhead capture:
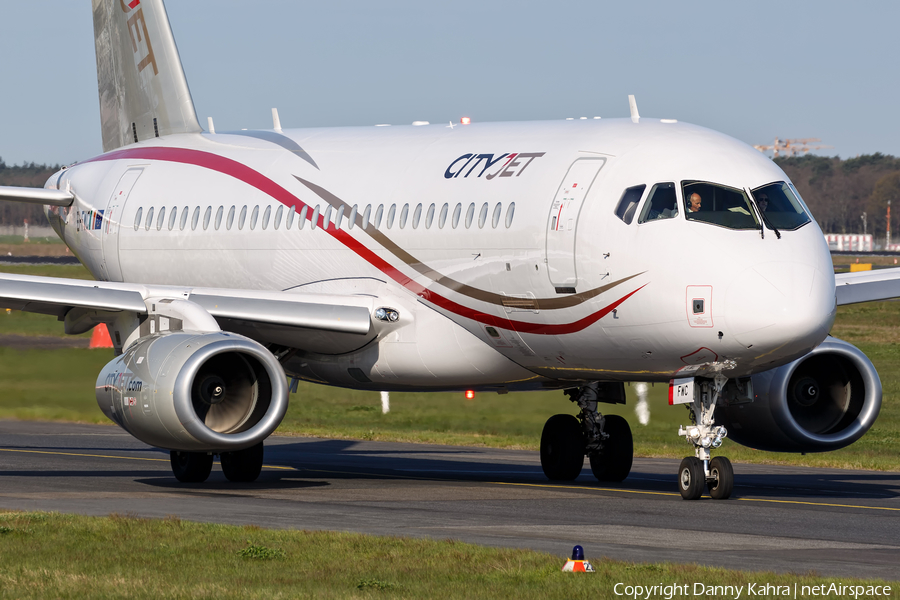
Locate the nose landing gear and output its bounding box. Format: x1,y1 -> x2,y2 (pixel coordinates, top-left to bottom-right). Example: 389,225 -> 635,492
540,383 -> 633,482
676,374 -> 734,500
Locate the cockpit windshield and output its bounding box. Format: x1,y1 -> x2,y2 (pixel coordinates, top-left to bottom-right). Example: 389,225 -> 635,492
750,182 -> 811,231
682,181 -> 759,230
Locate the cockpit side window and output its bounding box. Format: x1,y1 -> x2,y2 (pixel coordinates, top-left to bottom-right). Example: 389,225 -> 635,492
637,183 -> 678,223
682,181 -> 759,230
614,184 -> 646,224
751,182 -> 811,231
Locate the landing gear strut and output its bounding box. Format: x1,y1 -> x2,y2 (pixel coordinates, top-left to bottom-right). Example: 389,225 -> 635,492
540,383 -> 633,482
677,374 -> 733,500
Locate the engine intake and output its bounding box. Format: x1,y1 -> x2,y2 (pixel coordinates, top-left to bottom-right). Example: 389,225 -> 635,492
716,337 -> 881,453
97,331 -> 288,452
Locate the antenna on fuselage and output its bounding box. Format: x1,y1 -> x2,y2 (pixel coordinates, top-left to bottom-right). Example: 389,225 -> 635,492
628,95 -> 640,123
272,108 -> 282,131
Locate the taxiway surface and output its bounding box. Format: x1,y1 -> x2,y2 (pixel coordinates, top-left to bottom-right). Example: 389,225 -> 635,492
1,420 -> 898,580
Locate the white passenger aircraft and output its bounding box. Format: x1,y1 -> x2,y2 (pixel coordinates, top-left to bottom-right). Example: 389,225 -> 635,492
0,0 -> 896,498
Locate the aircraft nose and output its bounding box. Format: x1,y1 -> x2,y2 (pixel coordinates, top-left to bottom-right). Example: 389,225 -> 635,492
724,262 -> 835,353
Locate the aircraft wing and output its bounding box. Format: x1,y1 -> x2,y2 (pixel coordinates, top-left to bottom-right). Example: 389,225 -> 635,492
0,186 -> 73,206
835,267 -> 900,305
0,272 -> 375,353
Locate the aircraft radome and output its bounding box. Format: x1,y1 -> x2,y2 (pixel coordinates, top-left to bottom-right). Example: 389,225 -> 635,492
0,0 -> 896,498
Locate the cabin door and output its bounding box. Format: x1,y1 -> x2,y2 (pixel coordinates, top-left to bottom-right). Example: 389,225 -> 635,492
101,167 -> 143,282
544,158 -> 606,290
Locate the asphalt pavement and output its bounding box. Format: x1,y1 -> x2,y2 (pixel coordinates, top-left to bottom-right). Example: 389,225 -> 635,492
0,420 -> 898,580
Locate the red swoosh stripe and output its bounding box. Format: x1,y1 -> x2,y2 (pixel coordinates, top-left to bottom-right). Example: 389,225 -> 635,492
86,147 -> 643,335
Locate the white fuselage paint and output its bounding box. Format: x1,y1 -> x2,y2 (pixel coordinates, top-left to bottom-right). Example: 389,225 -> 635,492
45,118 -> 836,391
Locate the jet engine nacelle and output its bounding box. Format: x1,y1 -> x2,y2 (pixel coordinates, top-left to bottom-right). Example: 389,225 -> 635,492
96,331 -> 288,452
716,337 -> 881,453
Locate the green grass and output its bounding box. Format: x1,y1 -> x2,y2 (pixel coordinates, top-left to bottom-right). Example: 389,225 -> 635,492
0,512 -> 892,599
0,235 -> 64,245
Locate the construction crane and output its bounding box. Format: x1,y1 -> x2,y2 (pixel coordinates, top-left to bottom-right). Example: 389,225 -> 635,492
753,137 -> 833,158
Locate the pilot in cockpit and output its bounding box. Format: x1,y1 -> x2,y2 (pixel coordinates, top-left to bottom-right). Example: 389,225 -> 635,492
688,193 -> 702,213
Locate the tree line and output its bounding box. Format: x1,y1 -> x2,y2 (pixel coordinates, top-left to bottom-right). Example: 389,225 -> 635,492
0,158 -> 61,228
2,154 -> 900,240
776,153 -> 900,242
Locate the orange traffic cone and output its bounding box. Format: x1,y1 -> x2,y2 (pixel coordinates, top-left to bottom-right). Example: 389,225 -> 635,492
89,324 -> 114,349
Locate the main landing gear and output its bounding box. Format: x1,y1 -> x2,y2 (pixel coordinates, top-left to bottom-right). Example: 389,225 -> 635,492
540,383 -> 633,483
170,442 -> 265,483
677,374 -> 733,500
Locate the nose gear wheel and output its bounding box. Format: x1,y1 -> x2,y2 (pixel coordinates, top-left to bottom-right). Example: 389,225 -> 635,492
677,374 -> 735,500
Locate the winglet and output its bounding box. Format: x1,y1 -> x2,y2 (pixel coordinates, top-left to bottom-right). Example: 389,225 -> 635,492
628,95 -> 640,123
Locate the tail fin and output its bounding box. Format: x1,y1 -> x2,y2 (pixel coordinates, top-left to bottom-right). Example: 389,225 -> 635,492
92,0 -> 202,152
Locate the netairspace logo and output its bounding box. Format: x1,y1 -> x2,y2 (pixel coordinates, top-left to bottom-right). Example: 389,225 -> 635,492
612,582 -> 893,599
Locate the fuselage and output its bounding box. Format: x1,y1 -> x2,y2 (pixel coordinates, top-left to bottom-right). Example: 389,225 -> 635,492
44,117 -> 836,390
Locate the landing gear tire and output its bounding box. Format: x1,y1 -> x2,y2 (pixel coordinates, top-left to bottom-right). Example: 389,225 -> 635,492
589,415 -> 633,482
170,451 -> 213,483
707,456 -> 734,500
221,442 -> 264,483
678,456 -> 704,500
540,414 -> 585,481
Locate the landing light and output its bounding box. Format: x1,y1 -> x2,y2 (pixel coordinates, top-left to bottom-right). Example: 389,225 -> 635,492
460,117 -> 471,125
465,390 -> 475,400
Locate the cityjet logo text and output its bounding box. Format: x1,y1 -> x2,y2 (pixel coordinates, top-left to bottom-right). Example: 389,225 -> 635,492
444,152 -> 545,180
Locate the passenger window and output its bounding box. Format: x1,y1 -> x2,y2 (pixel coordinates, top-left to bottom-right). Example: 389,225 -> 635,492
399,204 -> 409,229
226,206 -> 235,230
638,183 -> 678,223
336,205 -> 345,229
750,182 -> 811,231
238,206 -> 247,230
506,202 -> 515,228
322,205 -> 332,230
439,203 -> 449,228
452,203 -> 462,228
311,205 -> 320,230
274,205 -> 283,229
168,206 -> 177,230
683,181 -> 758,230
250,205 -> 259,230
413,203 -> 423,228
298,205 -> 308,230
215,206 -> 223,230
285,205 -> 295,229
491,203 -> 502,228
134,207 -> 143,231
203,206 -> 212,230
348,205 -> 357,230
615,184 -> 646,224
262,205 -> 271,230
191,206 -> 201,230
426,203 -> 435,228
179,206 -> 188,230
145,207 -> 154,231
387,204 -> 396,229
465,203 -> 475,228
362,205 -> 372,229
374,205 -> 384,229
478,202 -> 488,228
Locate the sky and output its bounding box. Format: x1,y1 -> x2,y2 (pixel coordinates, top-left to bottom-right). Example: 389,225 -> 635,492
1,1 -> 898,166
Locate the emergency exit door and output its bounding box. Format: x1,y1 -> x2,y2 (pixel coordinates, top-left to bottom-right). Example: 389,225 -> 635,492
545,158 -> 606,289
102,168 -> 143,282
